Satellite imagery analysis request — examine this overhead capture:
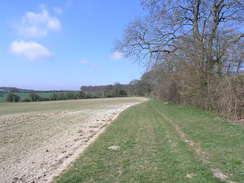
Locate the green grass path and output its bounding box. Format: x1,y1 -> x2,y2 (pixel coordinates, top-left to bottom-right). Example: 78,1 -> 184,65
54,100 -> 244,183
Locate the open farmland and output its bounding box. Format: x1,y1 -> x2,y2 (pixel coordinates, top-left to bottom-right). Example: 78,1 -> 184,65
0,97 -> 147,183
0,96 -> 4,103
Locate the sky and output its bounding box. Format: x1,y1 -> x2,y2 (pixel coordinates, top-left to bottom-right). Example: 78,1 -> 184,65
0,0 -> 145,90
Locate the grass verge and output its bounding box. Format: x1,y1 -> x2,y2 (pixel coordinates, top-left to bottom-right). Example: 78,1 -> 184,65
54,99 -> 243,183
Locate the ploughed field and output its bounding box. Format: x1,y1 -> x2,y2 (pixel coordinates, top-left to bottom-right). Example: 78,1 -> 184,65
0,97 -> 146,183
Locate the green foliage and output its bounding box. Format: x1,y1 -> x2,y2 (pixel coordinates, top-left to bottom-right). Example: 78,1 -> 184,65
0,89 -> 129,103
29,93 -> 41,101
79,91 -> 86,98
49,93 -> 59,100
5,93 -> 20,102
57,93 -> 66,100
65,92 -> 75,100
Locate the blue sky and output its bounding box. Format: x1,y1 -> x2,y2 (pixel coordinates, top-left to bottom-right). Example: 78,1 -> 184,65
0,0 -> 145,90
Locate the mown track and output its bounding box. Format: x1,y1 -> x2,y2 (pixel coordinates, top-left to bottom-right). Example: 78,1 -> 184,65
55,99 -> 244,183
149,102 -> 235,183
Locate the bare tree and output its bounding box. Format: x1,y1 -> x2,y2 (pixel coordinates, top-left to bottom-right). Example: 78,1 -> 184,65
118,0 -> 243,71
118,0 -> 244,119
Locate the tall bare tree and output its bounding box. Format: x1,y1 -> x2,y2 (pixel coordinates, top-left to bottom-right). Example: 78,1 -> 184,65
118,0 -> 243,72
118,0 -> 244,119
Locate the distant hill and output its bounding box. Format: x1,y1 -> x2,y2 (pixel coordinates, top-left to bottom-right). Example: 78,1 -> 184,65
0,87 -> 80,93
0,87 -> 35,93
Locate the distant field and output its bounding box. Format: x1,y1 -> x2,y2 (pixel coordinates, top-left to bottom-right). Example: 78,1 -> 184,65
0,96 -> 4,102
0,97 -> 146,183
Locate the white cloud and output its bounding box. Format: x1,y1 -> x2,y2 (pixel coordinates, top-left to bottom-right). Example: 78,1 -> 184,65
9,40 -> 52,61
17,8 -> 61,38
110,51 -> 124,60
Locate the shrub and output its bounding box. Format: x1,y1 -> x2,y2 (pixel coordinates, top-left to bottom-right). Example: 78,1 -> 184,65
29,93 -> 41,101
49,93 -> 58,100
79,91 -> 86,98
215,76 -> 244,120
5,93 -> 20,102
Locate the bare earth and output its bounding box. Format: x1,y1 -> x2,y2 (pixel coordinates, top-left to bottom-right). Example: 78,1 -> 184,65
0,97 -> 147,183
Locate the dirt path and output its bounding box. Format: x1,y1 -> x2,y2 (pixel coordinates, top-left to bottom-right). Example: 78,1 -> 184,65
0,98 -> 146,183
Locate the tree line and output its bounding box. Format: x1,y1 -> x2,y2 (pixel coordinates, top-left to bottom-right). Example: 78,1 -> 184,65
117,0 -> 244,120
80,83 -> 128,97
5,83 -> 129,103
5,92 -> 87,102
